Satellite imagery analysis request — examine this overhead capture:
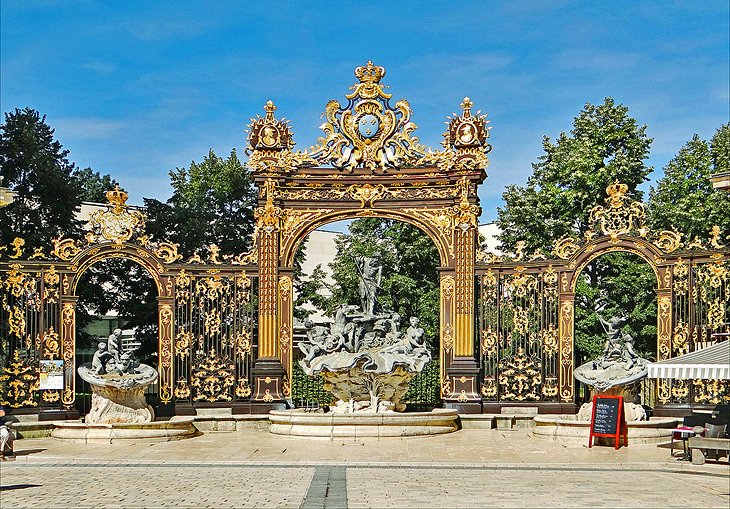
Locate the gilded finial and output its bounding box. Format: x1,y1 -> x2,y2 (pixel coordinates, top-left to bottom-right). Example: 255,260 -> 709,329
354,61 -> 386,84
460,97 -> 473,116
264,100 -> 277,118
105,184 -> 129,213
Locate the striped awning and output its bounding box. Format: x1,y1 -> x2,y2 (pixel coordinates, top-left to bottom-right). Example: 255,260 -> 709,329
647,340 -> 730,380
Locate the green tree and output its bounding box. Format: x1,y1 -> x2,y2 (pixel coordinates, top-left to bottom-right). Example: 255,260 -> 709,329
648,125 -> 730,240
84,149 -> 259,358
497,98 -> 652,254
0,108 -> 82,248
144,149 -> 256,256
73,167 -> 118,203
75,259 -> 158,361
574,252 -> 657,362
496,98 -> 656,361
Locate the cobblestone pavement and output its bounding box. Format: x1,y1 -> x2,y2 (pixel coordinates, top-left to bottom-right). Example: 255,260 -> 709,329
1,430 -> 728,508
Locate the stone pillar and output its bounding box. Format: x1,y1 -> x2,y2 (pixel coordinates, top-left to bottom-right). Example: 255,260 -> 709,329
558,293 -> 575,403
60,297 -> 77,409
158,296 -> 174,404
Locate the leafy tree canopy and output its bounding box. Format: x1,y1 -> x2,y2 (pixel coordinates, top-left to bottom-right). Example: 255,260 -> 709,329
0,108 -> 82,247
648,124 -> 730,240
74,167 -> 119,203
144,149 -> 256,257
495,98 -> 656,361
497,98 -> 652,254
309,219 -> 441,351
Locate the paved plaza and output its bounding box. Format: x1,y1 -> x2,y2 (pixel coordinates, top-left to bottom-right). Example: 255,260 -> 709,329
1,429 -> 728,508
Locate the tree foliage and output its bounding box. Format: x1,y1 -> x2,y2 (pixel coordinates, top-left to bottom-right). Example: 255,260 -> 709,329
144,149 -> 256,257
0,108 -> 82,248
648,125 -> 730,240
496,98 -> 656,361
497,98 -> 652,254
316,219 -> 441,351
574,253 -> 657,361
74,167 -> 119,203
76,259 -> 158,361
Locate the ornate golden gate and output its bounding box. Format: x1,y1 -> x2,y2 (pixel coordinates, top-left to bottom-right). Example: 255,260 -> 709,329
476,182 -> 729,413
245,62 -> 492,412
0,186 -> 258,415
2,63 -> 726,416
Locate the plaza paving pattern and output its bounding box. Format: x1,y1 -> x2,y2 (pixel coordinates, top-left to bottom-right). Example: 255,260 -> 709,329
1,429 -> 728,508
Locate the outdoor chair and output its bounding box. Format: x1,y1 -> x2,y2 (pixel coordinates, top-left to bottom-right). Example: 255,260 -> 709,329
670,414 -> 707,458
703,419 -> 729,461
711,404 -> 730,421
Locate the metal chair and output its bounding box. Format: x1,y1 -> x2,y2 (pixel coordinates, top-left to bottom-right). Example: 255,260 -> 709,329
671,414 -> 706,458
704,419 -> 729,461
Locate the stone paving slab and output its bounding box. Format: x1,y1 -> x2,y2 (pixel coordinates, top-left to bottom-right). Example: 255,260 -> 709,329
0,429 -> 728,508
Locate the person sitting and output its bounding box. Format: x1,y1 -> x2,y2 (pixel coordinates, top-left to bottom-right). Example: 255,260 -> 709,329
0,405 -> 13,459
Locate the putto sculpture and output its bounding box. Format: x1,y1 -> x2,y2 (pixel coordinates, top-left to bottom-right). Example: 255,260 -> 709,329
78,330 -> 158,423
298,252 -> 431,413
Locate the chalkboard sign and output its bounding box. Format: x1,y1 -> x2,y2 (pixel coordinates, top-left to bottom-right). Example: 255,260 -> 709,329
589,395 -> 628,449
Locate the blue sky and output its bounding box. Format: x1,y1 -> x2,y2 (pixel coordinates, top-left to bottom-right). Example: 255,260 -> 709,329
2,1 -> 728,224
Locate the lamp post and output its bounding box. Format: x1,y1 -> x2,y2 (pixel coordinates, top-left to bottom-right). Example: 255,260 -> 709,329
0,176 -> 17,207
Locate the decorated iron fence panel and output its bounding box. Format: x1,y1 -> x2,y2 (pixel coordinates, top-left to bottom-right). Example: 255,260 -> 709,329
659,254 -> 730,406
478,266 -> 560,402
0,263 -> 62,409
172,269 -> 257,403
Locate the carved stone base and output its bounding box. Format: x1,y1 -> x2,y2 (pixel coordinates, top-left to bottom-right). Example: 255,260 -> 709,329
86,384 -> 154,424
444,356 -> 482,413
51,419 -> 197,443
577,401 -> 646,422
533,416 -> 678,444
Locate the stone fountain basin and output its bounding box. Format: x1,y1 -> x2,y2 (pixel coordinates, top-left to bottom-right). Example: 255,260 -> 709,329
51,418 -> 197,443
270,408 -> 459,437
533,415 -> 679,443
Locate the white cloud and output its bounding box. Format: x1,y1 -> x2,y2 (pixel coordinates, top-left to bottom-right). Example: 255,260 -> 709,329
53,117 -> 125,140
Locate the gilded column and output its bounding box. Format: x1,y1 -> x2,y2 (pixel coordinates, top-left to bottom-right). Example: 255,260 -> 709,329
558,293 -> 575,403
439,272 -> 455,397
454,227 -> 475,355
158,296 -> 174,404
60,297 -> 77,409
251,179 -> 286,406
656,289 -> 673,405
443,177 -> 482,413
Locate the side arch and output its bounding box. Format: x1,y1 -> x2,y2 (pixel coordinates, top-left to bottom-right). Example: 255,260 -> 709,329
69,244 -> 166,295
61,243 -> 173,406
566,236 -> 663,293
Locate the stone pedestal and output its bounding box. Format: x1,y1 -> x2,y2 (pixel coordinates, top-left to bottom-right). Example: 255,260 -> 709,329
87,384 -> 154,424
444,357 -> 482,414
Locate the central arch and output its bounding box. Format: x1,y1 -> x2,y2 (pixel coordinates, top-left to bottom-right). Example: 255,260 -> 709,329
243,63 -> 493,412
280,208 -> 453,269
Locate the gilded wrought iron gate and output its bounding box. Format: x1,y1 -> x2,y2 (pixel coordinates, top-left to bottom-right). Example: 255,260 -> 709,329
477,265 -> 561,404
0,187 -> 258,413
476,182 -> 729,412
